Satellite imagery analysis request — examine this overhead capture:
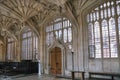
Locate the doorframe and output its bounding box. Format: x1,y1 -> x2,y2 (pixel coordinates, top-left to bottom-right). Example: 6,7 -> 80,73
47,42 -> 66,76
49,47 -> 62,75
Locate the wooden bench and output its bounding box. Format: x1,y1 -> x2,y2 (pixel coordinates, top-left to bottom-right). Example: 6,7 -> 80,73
89,72 -> 120,80
70,71 -> 85,80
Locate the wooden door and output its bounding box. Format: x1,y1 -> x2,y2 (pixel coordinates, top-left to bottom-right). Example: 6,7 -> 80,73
50,47 -> 62,75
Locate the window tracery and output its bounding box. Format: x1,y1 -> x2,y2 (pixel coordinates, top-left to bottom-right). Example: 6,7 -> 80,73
46,17 -> 72,47
87,0 -> 119,58
22,27 -> 38,60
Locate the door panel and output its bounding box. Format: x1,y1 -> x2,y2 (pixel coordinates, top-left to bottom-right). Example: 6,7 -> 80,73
56,47 -> 61,74
50,47 -> 61,75
50,49 -> 56,74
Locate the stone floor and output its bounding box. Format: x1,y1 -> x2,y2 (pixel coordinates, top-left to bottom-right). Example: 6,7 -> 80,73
0,74 -> 71,80
1,73 -> 120,80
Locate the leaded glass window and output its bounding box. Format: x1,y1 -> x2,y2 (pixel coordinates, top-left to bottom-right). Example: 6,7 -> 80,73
22,28 -> 38,60
87,0 -> 119,58
46,17 -> 72,47
7,37 -> 15,60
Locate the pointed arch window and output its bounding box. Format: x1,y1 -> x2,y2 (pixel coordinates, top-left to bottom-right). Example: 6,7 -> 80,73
109,18 -> 117,57
87,0 -> 119,58
22,27 -> 38,60
7,37 -> 15,61
94,22 -> 101,58
102,20 -> 110,58
88,23 -> 95,58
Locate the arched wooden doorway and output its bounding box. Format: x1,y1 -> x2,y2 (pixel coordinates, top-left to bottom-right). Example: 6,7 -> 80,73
50,47 -> 62,75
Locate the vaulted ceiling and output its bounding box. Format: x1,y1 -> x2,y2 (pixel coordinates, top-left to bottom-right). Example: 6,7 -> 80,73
0,0 -> 103,38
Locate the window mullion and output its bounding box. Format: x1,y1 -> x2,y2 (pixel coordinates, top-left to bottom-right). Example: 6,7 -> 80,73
92,22 -> 95,58
107,20 -> 111,58
27,34 -> 28,60
13,42 -> 14,60
66,28 -> 67,43
114,1 -> 120,59
99,7 -> 103,59
10,43 -> 11,60
62,18 -> 63,40
32,34 -> 34,60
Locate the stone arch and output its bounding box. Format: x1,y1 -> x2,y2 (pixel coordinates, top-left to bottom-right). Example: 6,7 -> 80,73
46,39 -> 66,75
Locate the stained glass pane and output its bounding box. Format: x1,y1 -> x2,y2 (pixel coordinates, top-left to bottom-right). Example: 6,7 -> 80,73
7,38 -> 15,60
102,20 -> 110,58
117,5 -> 120,15
68,28 -> 72,42
58,30 -> 62,39
108,8 -> 111,17
46,18 -> 72,46
63,20 -> 68,28
55,31 -> 59,39
94,22 -> 101,58
101,10 -> 104,19
112,7 -> 115,16
88,23 -> 94,45
104,9 -> 107,18
64,29 -> 67,43
118,17 -> 120,39
88,19 -> 95,58
109,18 -> 117,57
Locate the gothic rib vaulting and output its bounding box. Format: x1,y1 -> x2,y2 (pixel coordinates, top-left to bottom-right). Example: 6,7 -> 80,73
0,0 -> 120,80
